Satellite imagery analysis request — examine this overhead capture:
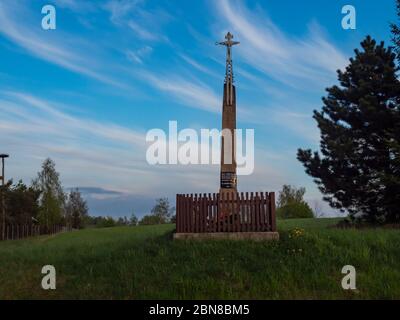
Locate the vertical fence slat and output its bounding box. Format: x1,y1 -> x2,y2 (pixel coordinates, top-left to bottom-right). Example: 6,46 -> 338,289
219,193 -> 223,232
231,192 -> 235,232
254,193 -> 258,232
230,192 -> 234,232
177,194 -> 181,233
198,193 -> 202,233
208,193 -> 212,233
226,192 -> 231,233
255,192 -> 260,232
186,194 -> 190,233
219,193 -> 223,233
223,192 -> 227,233
258,193 -> 262,232
209,194 -> 212,233
262,193 -> 267,231
239,192 -> 244,232
244,192 -> 248,232
266,192 -> 271,231
260,192 -> 266,231
226,193 -> 230,232
176,194 -> 180,233
182,194 -> 185,233
179,194 -> 183,233
181,195 -> 185,232
195,194 -> 199,233
194,194 -> 198,233
199,194 -> 203,233
249,192 -> 254,232
201,193 -> 207,232
261,192 -> 268,231
265,192 -> 270,231
229,192 -> 233,232
189,194 -> 193,233
269,192 -> 276,232
217,193 -> 220,232
235,192 -> 238,232
202,193 -> 206,233
182,195 -> 186,233
213,193 -> 217,232
207,194 -> 211,232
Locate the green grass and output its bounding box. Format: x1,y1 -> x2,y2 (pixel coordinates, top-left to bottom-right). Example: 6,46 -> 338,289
0,218 -> 399,299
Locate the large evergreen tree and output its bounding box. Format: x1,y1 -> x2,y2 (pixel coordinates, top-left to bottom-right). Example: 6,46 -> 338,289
297,36 -> 400,224
391,0 -> 400,61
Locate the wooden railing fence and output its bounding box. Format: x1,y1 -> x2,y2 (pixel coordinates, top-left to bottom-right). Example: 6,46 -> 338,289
176,192 -> 276,233
0,225 -> 69,241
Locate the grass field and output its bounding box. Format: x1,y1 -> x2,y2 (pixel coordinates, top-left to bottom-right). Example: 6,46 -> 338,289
0,218 -> 399,299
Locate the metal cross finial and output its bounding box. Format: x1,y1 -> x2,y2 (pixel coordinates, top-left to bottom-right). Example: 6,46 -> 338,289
216,32 -> 240,49
216,32 -> 239,105
216,32 -> 240,67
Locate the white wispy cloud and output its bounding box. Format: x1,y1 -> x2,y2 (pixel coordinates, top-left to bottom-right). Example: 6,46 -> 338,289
105,0 -> 171,43
128,21 -> 160,41
179,54 -> 220,78
126,46 -> 153,64
104,0 -> 143,24
215,0 -> 348,89
0,2 -> 126,88
0,90 -> 157,193
1,91 -> 145,146
141,72 -> 221,113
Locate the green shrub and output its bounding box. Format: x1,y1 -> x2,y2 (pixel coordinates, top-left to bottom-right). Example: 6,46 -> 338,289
139,214 -> 164,225
96,216 -> 116,228
277,202 -> 314,219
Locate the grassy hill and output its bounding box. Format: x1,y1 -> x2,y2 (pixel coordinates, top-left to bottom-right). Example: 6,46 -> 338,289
0,218 -> 399,299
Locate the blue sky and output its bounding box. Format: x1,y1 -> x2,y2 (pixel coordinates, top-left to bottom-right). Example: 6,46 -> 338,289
0,0 -> 397,217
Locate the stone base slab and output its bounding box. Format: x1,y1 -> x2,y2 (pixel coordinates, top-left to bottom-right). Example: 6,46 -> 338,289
173,232 -> 279,241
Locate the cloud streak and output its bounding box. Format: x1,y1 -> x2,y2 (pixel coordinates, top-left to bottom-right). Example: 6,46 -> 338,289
215,0 -> 348,89
141,72 -> 221,113
0,2 -> 126,88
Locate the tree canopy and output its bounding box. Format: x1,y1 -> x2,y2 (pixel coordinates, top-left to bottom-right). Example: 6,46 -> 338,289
65,188 -> 88,229
297,36 -> 400,224
32,158 -> 66,229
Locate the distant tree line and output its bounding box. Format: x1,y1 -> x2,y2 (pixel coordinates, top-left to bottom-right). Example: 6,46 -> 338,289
0,158 -> 88,231
140,198 -> 175,225
0,158 -> 176,231
84,198 -> 176,228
